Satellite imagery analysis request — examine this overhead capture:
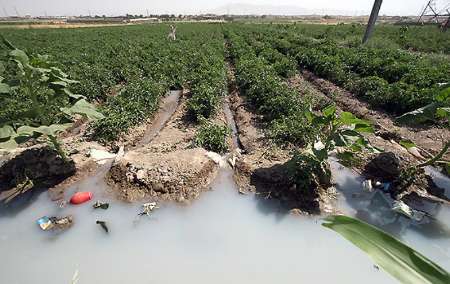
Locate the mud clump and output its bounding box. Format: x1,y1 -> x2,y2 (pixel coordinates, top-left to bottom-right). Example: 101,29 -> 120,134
0,147 -> 76,194
363,152 -> 449,202
108,148 -> 218,203
363,152 -> 402,182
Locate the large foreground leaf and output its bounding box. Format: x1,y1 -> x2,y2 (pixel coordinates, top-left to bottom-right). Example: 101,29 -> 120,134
322,215 -> 450,284
61,99 -> 104,121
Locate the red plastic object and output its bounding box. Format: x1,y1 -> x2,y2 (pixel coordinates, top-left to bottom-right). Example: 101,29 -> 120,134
70,192 -> 93,205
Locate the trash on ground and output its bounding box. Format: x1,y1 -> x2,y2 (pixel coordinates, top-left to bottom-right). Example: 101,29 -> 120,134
87,148 -> 117,165
93,201 -> 109,210
407,146 -> 424,159
70,191 -> 93,205
113,146 -> 125,165
205,151 -> 226,167
362,179 -> 373,192
392,200 -> 426,222
37,215 -> 73,231
96,220 -> 109,233
139,202 -> 159,216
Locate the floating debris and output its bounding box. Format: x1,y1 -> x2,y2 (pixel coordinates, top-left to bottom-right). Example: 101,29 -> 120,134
362,179 -> 373,192
37,216 -> 54,231
392,201 -> 426,222
37,216 -> 73,231
139,202 -> 159,216
70,192 -> 93,205
93,201 -> 109,210
96,220 -> 109,233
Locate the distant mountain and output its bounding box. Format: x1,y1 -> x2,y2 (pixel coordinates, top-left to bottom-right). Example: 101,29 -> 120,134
209,3 -> 366,16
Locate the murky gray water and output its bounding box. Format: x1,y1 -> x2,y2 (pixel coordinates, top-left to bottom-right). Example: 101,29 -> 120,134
0,162 -> 449,283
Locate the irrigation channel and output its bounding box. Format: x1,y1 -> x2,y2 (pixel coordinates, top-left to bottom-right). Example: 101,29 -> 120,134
0,92 -> 449,284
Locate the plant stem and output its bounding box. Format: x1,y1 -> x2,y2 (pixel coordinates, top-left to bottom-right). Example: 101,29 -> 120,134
418,140 -> 450,168
48,135 -> 68,162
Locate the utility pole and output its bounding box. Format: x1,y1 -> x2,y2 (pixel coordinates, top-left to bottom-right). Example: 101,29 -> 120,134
362,0 -> 383,44
14,6 -> 20,17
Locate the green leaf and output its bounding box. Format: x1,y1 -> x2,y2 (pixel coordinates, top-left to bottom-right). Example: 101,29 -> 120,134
396,102 -> 439,124
436,107 -> 450,119
10,49 -> 29,65
322,104 -> 336,118
61,99 -> 104,121
400,139 -> 416,150
16,124 -> 72,137
0,83 -> 10,94
323,215 -> 450,284
435,87 -> 450,104
354,123 -> 374,133
0,138 -> 18,149
339,112 -> 369,126
0,125 -> 15,139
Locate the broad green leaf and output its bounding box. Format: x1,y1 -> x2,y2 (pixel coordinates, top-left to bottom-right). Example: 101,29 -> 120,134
400,139 -> 416,150
322,104 -> 336,118
10,49 -> 29,65
61,99 -> 104,121
0,125 -> 15,139
16,124 -> 72,137
323,215 -> 450,284
0,83 -> 10,94
396,102 -> 439,124
339,112 -> 369,126
354,123 -> 374,133
0,137 -> 18,149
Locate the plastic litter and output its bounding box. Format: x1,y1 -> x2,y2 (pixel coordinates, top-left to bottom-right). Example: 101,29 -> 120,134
392,200 -> 426,222
139,202 -> 159,216
37,216 -> 54,231
206,151 -> 226,167
70,192 -> 93,205
381,182 -> 391,193
93,201 -> 109,210
96,220 -> 109,233
362,180 -> 373,192
37,216 -> 73,231
88,148 -> 117,165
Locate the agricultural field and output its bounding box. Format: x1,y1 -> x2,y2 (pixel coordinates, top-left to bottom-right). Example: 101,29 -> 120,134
0,22 -> 449,283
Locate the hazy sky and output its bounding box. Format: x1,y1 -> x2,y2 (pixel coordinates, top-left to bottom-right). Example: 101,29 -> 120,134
0,0 -> 444,17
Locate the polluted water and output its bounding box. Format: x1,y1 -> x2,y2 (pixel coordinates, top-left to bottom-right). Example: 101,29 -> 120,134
0,162 -> 450,283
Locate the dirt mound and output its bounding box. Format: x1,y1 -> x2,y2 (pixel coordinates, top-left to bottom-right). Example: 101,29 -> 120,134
106,95 -> 224,203
109,148 -> 217,202
0,147 -> 76,201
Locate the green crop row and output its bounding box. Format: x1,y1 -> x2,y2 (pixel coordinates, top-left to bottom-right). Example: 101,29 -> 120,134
226,31 -> 314,147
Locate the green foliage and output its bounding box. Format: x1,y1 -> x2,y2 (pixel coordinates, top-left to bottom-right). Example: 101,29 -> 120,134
194,120 -> 230,153
323,215 -> 450,284
0,40 -> 102,158
92,80 -> 165,142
